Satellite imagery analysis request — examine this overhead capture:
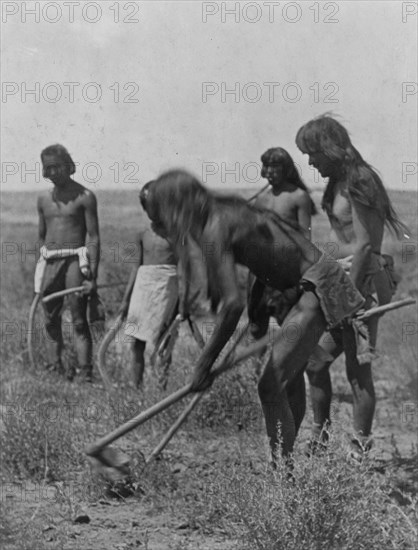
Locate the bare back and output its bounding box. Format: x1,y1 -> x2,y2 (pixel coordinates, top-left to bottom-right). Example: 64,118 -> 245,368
201,203 -> 319,292
141,225 -> 176,266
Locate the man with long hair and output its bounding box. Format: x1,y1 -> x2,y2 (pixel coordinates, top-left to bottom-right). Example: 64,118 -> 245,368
257,147 -> 317,239
296,115 -> 406,461
140,170 -> 365,460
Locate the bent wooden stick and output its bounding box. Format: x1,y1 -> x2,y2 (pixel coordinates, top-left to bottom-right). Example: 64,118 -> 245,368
28,293 -> 42,370
96,312 -> 125,392
356,298 -> 415,320
247,183 -> 270,203
145,323 -> 250,463
146,392 -> 204,465
85,334 -> 269,458
42,282 -> 126,304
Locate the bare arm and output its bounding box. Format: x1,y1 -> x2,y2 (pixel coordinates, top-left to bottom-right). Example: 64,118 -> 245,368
296,192 -> 312,240
349,199 -> 377,290
176,236 -> 205,318
191,227 -> 244,391
37,196 -> 46,247
84,191 -> 100,281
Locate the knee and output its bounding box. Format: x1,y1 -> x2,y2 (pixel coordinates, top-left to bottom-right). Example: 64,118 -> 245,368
258,371 -> 285,401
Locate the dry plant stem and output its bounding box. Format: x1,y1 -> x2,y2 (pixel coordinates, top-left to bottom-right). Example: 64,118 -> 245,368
28,429 -> 48,524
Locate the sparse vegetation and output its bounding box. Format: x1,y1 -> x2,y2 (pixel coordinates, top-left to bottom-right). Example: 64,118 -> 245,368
1,189 -> 417,549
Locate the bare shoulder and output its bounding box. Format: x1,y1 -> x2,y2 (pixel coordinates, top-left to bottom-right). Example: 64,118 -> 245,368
295,188 -> 311,206
37,189 -> 52,209
80,187 -> 98,208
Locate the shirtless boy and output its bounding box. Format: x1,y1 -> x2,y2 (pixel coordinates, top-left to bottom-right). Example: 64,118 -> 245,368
249,147 -> 317,335
141,170 -> 365,459
296,116 -> 406,460
256,147 -> 316,239
37,144 -> 100,381
248,147 -> 318,430
119,183 -> 178,387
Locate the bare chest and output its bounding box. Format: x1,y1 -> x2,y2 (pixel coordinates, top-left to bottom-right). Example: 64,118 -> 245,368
330,190 -> 352,230
43,198 -> 84,221
258,192 -> 298,222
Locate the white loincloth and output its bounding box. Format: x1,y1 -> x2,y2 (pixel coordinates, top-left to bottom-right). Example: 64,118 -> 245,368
125,265 -> 178,345
34,246 -> 90,293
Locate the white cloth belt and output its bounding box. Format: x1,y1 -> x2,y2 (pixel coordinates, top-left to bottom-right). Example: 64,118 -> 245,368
34,245 -> 90,293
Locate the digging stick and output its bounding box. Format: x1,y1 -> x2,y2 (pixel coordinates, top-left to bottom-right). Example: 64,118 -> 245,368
356,298 -> 416,320
42,282 -> 126,304
145,324 -> 251,463
85,334 -> 269,459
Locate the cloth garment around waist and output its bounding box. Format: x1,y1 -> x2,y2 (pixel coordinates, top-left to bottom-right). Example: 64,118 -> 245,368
125,264 -> 178,346
300,258 -> 365,328
34,246 -> 90,293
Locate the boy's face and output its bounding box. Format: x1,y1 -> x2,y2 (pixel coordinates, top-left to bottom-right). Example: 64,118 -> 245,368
263,163 -> 284,189
41,154 -> 70,186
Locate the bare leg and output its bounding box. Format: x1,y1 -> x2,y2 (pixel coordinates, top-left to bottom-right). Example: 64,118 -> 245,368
287,371 -> 306,437
67,260 -> 92,380
42,262 -> 66,371
306,328 -> 343,441
132,339 -> 146,387
343,324 -> 376,437
258,291 -> 327,458
43,301 -> 64,371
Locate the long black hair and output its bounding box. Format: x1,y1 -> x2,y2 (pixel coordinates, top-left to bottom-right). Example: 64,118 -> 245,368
296,115 -> 408,238
261,147 -> 317,215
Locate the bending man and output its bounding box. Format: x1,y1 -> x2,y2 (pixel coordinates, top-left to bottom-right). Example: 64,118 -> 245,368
140,170 -> 365,460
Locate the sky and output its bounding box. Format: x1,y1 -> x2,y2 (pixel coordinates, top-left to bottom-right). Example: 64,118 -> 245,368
1,0 -> 417,192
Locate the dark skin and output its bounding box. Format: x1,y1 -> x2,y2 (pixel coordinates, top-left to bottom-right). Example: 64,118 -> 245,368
305,152 -> 391,441
38,153 -> 100,370
249,161 -> 314,430
152,202 -> 327,457
257,163 -> 312,239
119,222 -> 177,387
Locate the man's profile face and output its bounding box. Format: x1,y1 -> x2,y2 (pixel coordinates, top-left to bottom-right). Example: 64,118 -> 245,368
41,154 -> 71,186
308,152 -> 335,178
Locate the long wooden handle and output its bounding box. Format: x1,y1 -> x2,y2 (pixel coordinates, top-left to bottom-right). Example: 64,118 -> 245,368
356,298 -> 415,320
28,293 -> 42,370
146,392 -> 204,464
145,323 -> 250,462
85,335 -> 268,456
42,282 -> 126,304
